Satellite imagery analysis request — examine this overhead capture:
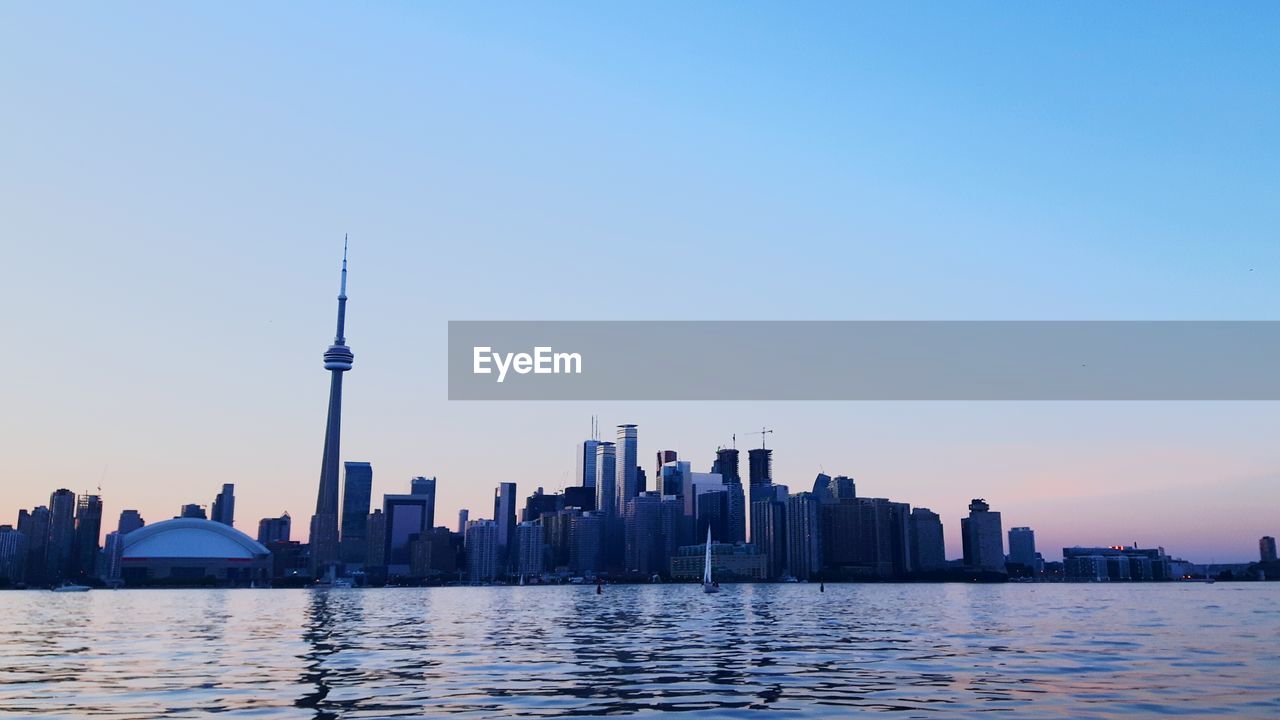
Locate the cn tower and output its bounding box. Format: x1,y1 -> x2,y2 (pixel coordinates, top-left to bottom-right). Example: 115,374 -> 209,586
310,236 -> 354,577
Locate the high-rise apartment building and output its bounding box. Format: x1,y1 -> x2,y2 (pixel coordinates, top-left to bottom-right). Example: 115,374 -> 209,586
961,499 -> 1005,573
340,462 -> 373,565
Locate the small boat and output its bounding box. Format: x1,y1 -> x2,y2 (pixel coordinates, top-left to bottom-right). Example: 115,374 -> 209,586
702,527 -> 720,594
52,582 -> 91,593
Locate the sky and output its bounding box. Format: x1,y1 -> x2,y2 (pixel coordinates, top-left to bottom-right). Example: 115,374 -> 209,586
1,3 -> 1277,562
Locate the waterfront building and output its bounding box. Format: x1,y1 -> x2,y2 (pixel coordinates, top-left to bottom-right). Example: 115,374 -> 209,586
670,541 -> 767,581
310,239 -> 355,579
410,526 -> 460,579
908,508 -> 946,572
340,462 -> 373,565
46,489 -> 76,583
821,497 -> 910,579
72,493 -> 103,580
568,512 -> 604,576
409,477 -> 437,528
257,514 -> 291,544
119,518 -> 271,584
0,526 -> 27,586
16,507 -> 49,587
1261,536 -> 1277,563
961,499 -> 1005,573
493,482 -> 517,574
465,519 -> 499,582
117,509 -> 145,535
1062,545 -> 1173,582
750,488 -> 788,580
786,492 -> 822,581
102,531 -> 124,584
365,509 -> 386,569
1008,526 -> 1041,574
383,493 -> 434,577
210,484 -> 235,526
623,492 -> 664,577
515,521 -> 545,577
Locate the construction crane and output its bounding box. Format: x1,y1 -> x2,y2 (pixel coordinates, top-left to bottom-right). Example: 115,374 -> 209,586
742,427 -> 774,449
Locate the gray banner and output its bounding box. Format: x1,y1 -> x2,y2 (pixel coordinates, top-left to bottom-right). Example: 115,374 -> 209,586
447,321 -> 1280,400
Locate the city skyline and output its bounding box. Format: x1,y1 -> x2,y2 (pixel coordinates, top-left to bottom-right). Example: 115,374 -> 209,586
4,4 -> 1278,564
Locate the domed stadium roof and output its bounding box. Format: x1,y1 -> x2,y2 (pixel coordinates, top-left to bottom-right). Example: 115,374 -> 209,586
122,518 -> 270,560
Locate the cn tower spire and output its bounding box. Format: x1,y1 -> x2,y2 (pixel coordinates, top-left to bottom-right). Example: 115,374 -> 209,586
311,236 -> 355,578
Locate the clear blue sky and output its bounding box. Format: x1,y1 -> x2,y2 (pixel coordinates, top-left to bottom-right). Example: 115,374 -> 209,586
2,3 -> 1277,561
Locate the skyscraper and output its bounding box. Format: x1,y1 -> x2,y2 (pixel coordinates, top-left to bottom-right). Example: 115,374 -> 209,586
383,493 -> 433,577
0,526 -> 28,586
117,509 -> 145,535
72,493 -> 103,580
750,488 -> 788,580
494,482 -> 517,573
456,509 -> 469,533
655,450 -> 677,479
210,484 -> 235,526
340,462 -> 373,565
46,489 -> 76,583
515,521 -> 545,577
17,507 -> 49,587
786,492 -> 823,581
365,509 -> 387,569
615,424 -> 639,511
909,507 -> 946,572
595,442 -> 617,517
714,449 -> 746,542
961,499 -> 1005,573
310,238 -> 355,578
257,513 -> 292,544
747,448 -> 773,507
577,439 -> 600,488
1261,536 -> 1277,563
465,520 -> 499,582
623,492 -> 664,577
180,504 -> 207,519
1008,527 -> 1037,568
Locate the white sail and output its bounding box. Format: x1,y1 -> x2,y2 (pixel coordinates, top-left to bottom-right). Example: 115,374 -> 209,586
703,526 -> 713,584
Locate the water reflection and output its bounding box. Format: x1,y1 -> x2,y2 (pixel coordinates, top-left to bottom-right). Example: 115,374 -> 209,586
0,584 -> 1278,718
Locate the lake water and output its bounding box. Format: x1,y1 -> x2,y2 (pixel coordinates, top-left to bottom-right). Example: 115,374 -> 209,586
1,583 -> 1277,718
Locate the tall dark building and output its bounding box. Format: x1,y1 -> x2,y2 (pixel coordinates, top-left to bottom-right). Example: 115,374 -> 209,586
821,497 -> 910,579
494,482 -> 517,573
909,507 -> 946,572
180,504 -> 207,519
523,487 -> 562,523
17,507 -> 49,586
1261,536 -> 1277,563
46,489 -> 76,583
210,484 -> 235,526
750,489 -> 788,580
747,448 -> 773,506
365,509 -> 387,569
340,462 -> 373,565
712,448 -> 740,483
714,448 -> 746,542
72,494 -> 103,580
0,526 -> 28,585
961,498 -> 1005,573
410,476 -> 437,530
117,509 -> 145,535
786,492 -> 823,581
311,238 -> 355,578
623,492 -> 664,577
257,513 -> 292,544
383,494 -> 433,577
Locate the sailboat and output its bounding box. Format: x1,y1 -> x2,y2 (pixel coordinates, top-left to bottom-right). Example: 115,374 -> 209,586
702,526 -> 720,594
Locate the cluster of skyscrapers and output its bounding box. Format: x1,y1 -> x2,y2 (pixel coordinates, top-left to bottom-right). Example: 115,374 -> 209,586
4,246 -> 1276,589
